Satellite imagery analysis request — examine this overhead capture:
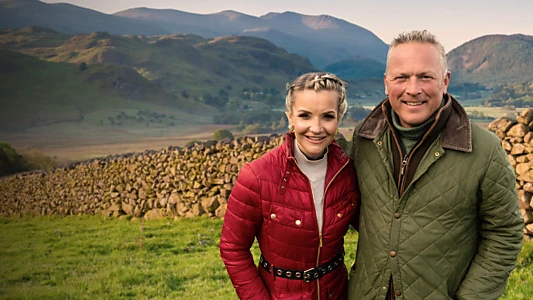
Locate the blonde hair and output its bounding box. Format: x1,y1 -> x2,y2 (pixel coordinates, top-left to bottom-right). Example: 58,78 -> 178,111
285,72 -> 347,120
386,30 -> 448,76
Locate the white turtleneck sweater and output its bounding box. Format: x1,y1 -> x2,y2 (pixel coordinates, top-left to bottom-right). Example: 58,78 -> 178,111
294,141 -> 328,233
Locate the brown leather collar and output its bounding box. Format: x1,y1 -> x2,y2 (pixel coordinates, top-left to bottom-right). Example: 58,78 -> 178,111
356,94 -> 472,153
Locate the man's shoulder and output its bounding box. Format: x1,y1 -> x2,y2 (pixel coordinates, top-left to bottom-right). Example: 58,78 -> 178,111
471,123 -> 501,146
467,123 -> 509,162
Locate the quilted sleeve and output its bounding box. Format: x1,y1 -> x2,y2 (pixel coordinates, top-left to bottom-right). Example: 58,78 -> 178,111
349,127 -> 363,232
219,164 -> 270,300
348,161 -> 361,231
456,143 -> 524,300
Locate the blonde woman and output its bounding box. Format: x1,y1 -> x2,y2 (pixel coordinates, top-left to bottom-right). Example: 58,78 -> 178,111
220,72 -> 360,299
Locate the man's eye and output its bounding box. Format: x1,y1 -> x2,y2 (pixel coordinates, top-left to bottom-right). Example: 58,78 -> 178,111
395,76 -> 406,80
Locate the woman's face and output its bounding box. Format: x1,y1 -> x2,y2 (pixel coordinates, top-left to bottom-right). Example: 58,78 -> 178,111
286,89 -> 340,159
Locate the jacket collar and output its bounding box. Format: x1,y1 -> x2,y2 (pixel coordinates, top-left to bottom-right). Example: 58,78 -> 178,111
356,94 -> 472,152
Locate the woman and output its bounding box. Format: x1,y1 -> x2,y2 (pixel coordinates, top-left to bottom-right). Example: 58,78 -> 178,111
220,72 -> 360,299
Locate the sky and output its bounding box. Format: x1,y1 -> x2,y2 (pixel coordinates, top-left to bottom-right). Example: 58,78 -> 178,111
42,0 -> 533,52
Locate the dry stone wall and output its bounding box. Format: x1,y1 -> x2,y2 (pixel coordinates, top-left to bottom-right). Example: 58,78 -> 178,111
0,134 -> 284,220
488,108 -> 533,240
1,109 -> 533,239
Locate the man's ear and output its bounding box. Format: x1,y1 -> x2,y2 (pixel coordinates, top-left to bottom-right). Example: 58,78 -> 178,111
443,71 -> 451,95
383,73 -> 388,96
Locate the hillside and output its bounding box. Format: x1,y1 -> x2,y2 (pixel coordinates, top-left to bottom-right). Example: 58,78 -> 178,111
0,26 -> 70,49
324,57 -> 385,80
240,27 -> 353,69
0,28 -> 317,98
0,50 -> 212,130
447,34 -> 533,87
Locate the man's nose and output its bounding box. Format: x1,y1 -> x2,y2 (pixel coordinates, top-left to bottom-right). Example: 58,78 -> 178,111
406,77 -> 422,95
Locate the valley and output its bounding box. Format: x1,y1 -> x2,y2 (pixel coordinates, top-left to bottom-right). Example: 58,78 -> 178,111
1,1 -> 532,168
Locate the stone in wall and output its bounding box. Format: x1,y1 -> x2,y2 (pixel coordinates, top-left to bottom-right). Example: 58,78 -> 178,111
489,108 -> 533,240
0,134 -> 285,221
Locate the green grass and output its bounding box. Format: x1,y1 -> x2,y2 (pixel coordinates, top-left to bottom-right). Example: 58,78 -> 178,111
0,216 -> 530,299
503,239 -> 533,299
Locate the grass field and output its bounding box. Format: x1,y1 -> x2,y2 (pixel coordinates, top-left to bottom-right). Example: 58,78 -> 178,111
0,216 -> 531,299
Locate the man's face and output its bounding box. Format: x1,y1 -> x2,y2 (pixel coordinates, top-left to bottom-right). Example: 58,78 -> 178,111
384,42 -> 450,128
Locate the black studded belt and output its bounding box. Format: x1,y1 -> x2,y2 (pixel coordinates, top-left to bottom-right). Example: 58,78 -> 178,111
259,248 -> 345,283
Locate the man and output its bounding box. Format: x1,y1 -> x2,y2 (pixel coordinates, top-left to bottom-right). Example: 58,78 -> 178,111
348,30 -> 524,299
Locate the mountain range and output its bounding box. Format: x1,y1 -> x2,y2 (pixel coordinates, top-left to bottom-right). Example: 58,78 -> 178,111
0,26 -> 316,96
0,25 -> 324,130
1,0 -> 533,134
0,0 -> 388,68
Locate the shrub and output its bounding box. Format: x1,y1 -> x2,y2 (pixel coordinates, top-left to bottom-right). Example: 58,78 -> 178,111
212,129 -> 234,140
18,149 -> 56,170
0,142 -> 26,175
242,124 -> 271,135
185,140 -> 202,147
79,62 -> 88,72
0,143 -> 56,176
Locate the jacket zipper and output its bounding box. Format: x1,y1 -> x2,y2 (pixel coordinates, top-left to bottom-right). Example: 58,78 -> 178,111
317,233 -> 322,300
390,132 -> 408,195
318,159 -> 349,300
387,115 -> 443,297
400,155 -> 408,176
291,156 -> 349,300
394,117 -> 441,196
399,154 -> 409,195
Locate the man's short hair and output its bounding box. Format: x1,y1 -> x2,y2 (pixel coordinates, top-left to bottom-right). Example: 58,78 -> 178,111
386,30 -> 448,76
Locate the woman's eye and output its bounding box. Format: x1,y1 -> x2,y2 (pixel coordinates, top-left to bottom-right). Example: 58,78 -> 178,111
324,114 -> 335,120
298,113 -> 309,119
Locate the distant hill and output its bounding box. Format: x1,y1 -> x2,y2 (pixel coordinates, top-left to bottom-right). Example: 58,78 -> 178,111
324,57 -> 385,80
0,49 -> 212,129
0,27 -> 317,98
0,0 -> 166,35
116,8 -> 389,67
447,34 -> 533,87
0,26 -> 70,49
0,1 -> 389,68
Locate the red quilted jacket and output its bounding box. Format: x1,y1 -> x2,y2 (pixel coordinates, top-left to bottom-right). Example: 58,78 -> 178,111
220,133 -> 360,300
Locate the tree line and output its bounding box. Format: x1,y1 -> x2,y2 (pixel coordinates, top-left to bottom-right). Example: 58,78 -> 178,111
484,82 -> 533,107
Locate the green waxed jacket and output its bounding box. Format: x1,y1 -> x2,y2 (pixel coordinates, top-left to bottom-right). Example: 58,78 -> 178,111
348,95 -> 524,300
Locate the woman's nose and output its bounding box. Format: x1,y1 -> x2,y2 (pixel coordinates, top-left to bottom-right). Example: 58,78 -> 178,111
310,118 -> 322,132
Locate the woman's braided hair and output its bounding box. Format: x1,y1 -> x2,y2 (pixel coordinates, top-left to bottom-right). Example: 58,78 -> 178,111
285,72 -> 347,120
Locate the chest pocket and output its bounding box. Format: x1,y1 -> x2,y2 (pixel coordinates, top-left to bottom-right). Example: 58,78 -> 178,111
332,192 -> 357,220
268,204 -> 305,229
266,203 -> 312,248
